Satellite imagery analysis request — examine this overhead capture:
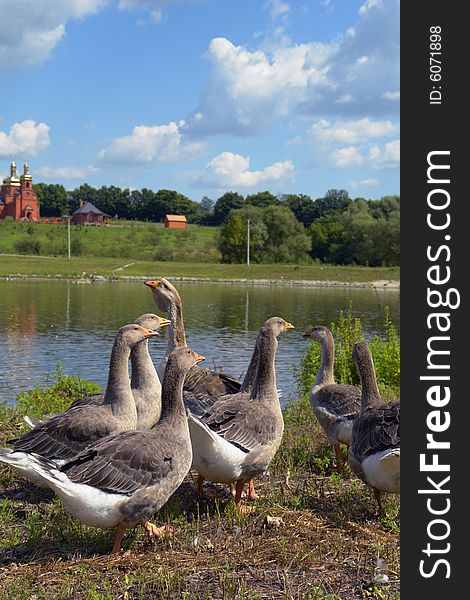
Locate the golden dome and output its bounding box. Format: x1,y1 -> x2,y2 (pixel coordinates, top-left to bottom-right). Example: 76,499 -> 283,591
3,160 -> 20,186
20,161 -> 32,180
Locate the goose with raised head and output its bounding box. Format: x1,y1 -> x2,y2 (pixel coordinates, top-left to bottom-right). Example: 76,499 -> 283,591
25,347 -> 204,554
348,342 -> 400,515
303,326 -> 361,470
0,324 -> 159,486
144,278 -> 241,396
23,313 -> 171,430
187,317 -> 294,510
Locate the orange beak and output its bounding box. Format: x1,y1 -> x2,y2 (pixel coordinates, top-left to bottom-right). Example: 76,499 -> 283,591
193,352 -> 205,364
142,327 -> 160,338
284,322 -> 295,330
144,280 -> 160,290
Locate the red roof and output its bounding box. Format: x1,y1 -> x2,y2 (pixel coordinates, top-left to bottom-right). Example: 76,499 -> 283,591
165,214 -> 187,222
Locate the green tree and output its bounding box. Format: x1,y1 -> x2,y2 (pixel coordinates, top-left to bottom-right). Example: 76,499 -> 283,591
213,191 -> 245,224
68,184 -> 100,213
246,190 -> 279,208
218,212 -> 250,263
281,193 -> 316,227
312,189 -> 351,220
34,183 -> 69,217
218,205 -> 310,264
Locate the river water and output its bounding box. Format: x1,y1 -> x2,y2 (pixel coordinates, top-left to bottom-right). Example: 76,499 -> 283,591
0,279 -> 399,406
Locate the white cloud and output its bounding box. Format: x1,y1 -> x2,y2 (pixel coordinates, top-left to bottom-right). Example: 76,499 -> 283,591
349,178 -> 380,189
97,121 -> 204,165
359,0 -> 383,16
310,118 -> 397,144
332,146 -> 363,168
0,1 -> 106,69
195,151 -> 294,188
265,0 -> 290,20
185,0 -> 399,136
369,139 -> 400,169
0,120 -> 50,157
35,165 -> 98,180
382,90 -> 400,101
185,37 -> 335,135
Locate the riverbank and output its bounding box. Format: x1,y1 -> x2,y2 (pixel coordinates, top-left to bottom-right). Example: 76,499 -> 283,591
0,377 -> 400,599
0,255 -> 400,288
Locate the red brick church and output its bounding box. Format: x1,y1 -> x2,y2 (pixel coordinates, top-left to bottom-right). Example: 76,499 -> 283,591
0,160 -> 40,221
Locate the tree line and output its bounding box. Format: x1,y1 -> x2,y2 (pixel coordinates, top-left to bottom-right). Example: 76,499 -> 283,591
33,183 -> 399,266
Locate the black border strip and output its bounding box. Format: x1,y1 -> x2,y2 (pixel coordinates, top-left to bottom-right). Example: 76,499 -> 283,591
401,3 -> 465,597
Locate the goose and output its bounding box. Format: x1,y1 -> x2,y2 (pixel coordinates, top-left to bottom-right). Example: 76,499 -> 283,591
303,325 -> 361,470
187,317 -> 294,510
25,347 -> 204,554
144,278 -> 241,396
348,342 -> 400,515
0,324 -> 159,486
24,313 -> 171,430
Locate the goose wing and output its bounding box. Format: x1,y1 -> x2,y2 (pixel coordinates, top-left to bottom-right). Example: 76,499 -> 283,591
315,384 -> 361,419
10,405 -> 116,461
184,366 -> 241,397
351,402 -> 400,463
68,393 -> 105,410
61,429 -> 181,495
199,393 -> 281,453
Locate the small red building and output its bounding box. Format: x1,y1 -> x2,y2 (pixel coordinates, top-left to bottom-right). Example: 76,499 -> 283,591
164,214 -> 187,229
72,201 -> 110,225
0,161 -> 40,221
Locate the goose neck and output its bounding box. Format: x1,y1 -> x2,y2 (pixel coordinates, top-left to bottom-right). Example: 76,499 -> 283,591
240,338 -> 259,393
167,299 -> 187,352
104,336 -> 136,419
130,340 -> 161,393
314,332 -> 335,387
250,330 -> 278,401
359,362 -> 382,410
159,362 -> 187,422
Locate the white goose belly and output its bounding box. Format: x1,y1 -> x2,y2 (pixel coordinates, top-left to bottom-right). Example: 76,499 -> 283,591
362,448 -> 400,493
189,420 -> 246,483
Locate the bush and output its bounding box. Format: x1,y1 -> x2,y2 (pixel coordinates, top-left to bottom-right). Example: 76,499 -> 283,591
14,237 -> 41,255
296,303 -> 400,397
14,364 -> 102,419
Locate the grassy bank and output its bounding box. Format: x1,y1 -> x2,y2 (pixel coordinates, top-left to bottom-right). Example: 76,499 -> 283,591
0,373 -> 400,599
0,255 -> 399,285
0,221 -> 221,263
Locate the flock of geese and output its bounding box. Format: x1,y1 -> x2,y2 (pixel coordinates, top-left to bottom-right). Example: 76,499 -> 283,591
0,277 -> 400,554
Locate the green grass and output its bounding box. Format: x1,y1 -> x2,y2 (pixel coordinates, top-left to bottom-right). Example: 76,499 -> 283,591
0,220 -> 400,283
0,254 -> 399,283
0,220 -> 221,263
0,370 -> 400,599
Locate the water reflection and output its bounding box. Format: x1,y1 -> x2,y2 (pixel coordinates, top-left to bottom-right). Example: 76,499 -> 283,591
0,280 -> 399,406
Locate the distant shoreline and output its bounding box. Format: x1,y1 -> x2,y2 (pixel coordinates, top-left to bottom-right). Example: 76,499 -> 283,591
0,274 -> 400,289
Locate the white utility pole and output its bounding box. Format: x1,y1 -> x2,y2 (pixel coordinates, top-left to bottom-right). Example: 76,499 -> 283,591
247,218 -> 250,266
66,217 -> 71,259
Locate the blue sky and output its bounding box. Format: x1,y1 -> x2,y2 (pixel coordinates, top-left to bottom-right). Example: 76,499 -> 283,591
0,0 -> 399,203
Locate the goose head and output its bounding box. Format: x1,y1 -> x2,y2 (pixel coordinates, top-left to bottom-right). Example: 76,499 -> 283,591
167,347 -> 205,372
144,278 -> 180,313
263,317 -> 295,337
117,323 -> 161,347
134,313 -> 171,333
303,325 -> 331,343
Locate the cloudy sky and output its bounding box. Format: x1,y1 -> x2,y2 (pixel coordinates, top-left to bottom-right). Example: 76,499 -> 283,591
0,0 -> 399,201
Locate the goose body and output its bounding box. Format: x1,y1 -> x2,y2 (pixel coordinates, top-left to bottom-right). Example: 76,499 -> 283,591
348,342 -> 400,513
26,347 -> 204,553
303,326 -> 361,468
0,324 -> 159,486
187,317 -> 294,506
